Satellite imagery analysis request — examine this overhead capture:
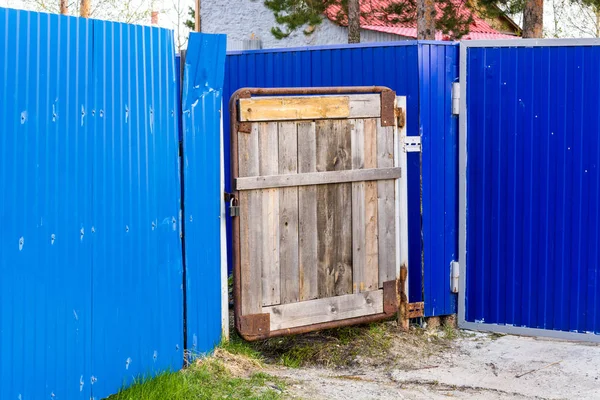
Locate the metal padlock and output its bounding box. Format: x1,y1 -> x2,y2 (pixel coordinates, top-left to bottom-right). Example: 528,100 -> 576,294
229,196 -> 240,217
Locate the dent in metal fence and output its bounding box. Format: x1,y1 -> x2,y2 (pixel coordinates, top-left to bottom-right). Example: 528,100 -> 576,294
182,32 -> 228,356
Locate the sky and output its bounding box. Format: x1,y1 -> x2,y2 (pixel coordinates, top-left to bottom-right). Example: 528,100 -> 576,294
0,0 -> 598,48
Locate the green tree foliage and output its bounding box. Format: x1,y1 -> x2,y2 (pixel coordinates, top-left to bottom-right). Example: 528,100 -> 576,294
185,6 -> 195,30
264,0 -> 477,40
264,0 -> 337,38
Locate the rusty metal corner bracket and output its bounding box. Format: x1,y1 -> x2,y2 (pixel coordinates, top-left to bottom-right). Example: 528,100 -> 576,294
383,279 -> 400,315
237,313 -> 270,341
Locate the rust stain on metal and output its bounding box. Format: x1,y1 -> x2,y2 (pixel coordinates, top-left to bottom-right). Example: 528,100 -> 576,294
398,264 -> 409,332
407,302 -> 425,319
237,313 -> 270,341
267,312 -> 394,339
395,107 -> 406,128
380,90 -> 396,126
382,279 -> 399,315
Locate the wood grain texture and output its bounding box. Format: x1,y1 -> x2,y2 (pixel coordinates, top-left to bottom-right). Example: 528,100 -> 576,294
363,118 -> 380,291
377,121 -> 397,286
239,94 -> 381,122
278,122 -> 299,304
351,119 -> 367,293
316,119 -> 353,298
259,122 -> 280,306
298,122 -> 318,301
264,289 -> 384,331
235,167 -> 401,190
238,123 -> 262,315
240,96 -> 350,122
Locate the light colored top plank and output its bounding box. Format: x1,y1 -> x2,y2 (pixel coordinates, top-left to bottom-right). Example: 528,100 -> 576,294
236,167 -> 401,191
264,289 -> 384,331
239,94 -> 381,122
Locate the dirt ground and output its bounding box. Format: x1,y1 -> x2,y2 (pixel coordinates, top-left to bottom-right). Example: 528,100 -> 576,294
260,329 -> 600,399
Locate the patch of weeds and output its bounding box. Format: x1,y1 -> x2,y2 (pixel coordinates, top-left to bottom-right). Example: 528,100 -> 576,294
489,332 -> 506,340
244,321 -> 395,369
442,324 -> 457,340
107,352 -> 285,400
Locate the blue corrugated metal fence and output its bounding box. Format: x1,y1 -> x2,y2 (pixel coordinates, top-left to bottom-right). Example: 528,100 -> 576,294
182,32 -> 227,355
463,43 -> 600,337
419,43 -> 459,317
0,8 -> 226,399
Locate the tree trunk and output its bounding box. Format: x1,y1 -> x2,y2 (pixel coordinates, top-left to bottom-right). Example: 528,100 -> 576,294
195,0 -> 201,32
80,0 -> 90,17
417,0 -> 436,40
596,6 -> 600,38
59,0 -> 68,14
522,0 -> 543,38
347,0 -> 360,43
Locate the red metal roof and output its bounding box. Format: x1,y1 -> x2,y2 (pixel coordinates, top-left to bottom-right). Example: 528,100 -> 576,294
325,0 -> 519,40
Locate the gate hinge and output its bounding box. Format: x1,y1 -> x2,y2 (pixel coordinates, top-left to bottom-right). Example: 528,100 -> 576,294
452,82 -> 460,115
451,261 -> 459,293
403,136 -> 421,153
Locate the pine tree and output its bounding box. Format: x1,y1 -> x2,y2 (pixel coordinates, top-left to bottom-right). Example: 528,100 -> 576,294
477,0 -> 543,38
263,0 -> 476,41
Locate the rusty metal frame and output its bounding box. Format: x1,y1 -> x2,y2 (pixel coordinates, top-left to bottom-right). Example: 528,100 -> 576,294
230,86 -> 402,341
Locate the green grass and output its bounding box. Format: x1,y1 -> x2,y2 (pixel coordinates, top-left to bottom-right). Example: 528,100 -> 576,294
106,356 -> 285,400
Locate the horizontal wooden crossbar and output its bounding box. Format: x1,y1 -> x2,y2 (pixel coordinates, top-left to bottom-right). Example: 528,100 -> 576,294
238,94 -> 381,122
235,167 -> 401,191
264,290 -> 384,331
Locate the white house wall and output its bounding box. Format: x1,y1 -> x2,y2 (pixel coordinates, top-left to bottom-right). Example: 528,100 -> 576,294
202,0 -> 406,50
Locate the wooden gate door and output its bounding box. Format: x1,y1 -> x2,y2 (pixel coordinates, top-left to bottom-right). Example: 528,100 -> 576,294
230,87 -> 413,340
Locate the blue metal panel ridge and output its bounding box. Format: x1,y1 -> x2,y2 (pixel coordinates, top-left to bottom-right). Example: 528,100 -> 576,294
182,32 -> 227,356
89,20 -> 183,400
419,42 -> 459,316
0,9 -> 94,400
464,44 -> 600,336
0,7 -> 184,399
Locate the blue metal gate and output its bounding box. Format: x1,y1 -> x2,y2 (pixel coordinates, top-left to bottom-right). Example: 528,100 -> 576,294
459,40 -> 600,341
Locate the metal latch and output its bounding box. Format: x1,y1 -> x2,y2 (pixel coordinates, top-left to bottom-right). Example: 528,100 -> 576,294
229,196 -> 240,217
403,136 -> 421,153
451,261 -> 459,293
452,82 -> 460,115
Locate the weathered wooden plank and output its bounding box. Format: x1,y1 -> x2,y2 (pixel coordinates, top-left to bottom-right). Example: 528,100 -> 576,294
316,119 -> 353,298
364,118 -> 380,291
351,119 -> 367,293
348,94 -> 381,118
377,121 -> 397,286
278,122 -> 299,304
238,123 -> 262,315
259,122 -> 280,306
235,167 -> 401,190
239,94 -> 381,122
264,289 -> 384,331
298,122 -> 318,301
240,96 -> 350,122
